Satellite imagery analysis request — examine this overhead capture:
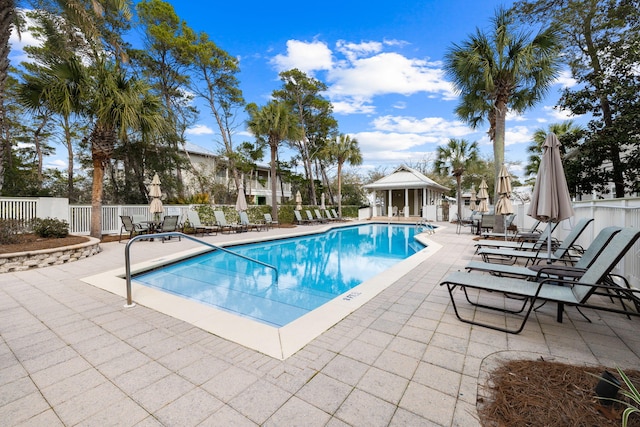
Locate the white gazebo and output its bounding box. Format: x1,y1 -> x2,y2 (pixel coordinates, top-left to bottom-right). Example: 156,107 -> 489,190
363,165 -> 449,221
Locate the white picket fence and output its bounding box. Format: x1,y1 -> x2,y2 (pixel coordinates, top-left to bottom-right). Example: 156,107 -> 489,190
2,196 -> 639,287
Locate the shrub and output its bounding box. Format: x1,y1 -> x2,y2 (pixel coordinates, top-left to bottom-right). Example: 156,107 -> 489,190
32,217 -> 69,238
0,219 -> 26,244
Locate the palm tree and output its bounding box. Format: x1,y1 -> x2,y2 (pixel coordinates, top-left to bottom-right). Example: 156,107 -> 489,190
18,57 -> 87,199
445,7 -> 561,205
322,134 -> 362,218
87,63 -> 163,237
435,138 -> 480,221
247,101 -> 302,221
525,121 -> 583,177
0,0 -> 130,190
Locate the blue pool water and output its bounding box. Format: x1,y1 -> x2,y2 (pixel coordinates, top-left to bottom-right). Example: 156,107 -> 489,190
133,223 -> 426,327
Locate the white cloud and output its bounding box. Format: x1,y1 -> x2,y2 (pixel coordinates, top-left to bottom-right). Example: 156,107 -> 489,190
270,40 -> 333,74
45,159 -> 67,170
271,39 -> 456,115
543,105 -> 578,121
554,69 -> 577,88
506,110 -> 528,122
335,40 -> 383,62
354,131 -> 438,152
371,115 -> 474,138
504,126 -> 532,146
327,52 -> 455,101
186,125 -> 214,135
331,99 -> 376,115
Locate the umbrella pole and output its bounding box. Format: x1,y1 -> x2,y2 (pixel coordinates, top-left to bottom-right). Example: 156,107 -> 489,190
504,216 -> 507,241
547,232 -> 553,264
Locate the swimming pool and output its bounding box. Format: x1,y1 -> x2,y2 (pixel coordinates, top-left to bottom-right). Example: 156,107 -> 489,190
133,224 -> 425,327
83,221 -> 442,359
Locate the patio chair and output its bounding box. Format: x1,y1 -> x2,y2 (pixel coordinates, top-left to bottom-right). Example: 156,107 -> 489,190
482,219 -> 541,240
454,213 -> 475,234
440,227 -> 640,334
314,209 -> 328,223
263,213 -> 280,229
214,210 -> 245,234
331,209 -> 343,221
294,210 -> 310,225
478,214 -> 495,234
119,215 -> 150,242
159,215 -> 181,242
465,226 -> 623,279
239,211 -> 264,232
476,218 -> 593,266
186,210 -> 218,237
474,221 -> 560,252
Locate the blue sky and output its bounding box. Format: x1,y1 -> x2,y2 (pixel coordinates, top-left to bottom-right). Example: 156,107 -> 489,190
10,0 -> 582,180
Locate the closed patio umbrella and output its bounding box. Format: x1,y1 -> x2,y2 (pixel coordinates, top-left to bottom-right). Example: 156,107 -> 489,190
495,164 -> 514,240
477,178 -> 489,214
235,184 -> 248,212
295,190 -> 302,211
149,173 -> 163,221
469,186 -> 477,211
320,192 -> 326,210
527,132 -> 575,262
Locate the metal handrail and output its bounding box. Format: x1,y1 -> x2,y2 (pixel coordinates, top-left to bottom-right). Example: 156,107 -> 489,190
124,231 -> 278,307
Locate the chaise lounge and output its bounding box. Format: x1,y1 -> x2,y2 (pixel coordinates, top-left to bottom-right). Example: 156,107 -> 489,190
440,227 -> 640,334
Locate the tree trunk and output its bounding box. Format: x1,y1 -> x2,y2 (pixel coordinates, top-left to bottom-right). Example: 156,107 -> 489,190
90,156 -> 104,239
493,101 -> 507,234
582,3 -> 625,197
64,118 -> 74,200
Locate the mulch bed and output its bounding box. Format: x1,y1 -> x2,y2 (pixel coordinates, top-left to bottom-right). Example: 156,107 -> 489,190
0,234 -> 90,254
479,359 -> 640,426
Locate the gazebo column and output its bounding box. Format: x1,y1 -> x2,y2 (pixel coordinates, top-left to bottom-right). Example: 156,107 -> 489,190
404,188 -> 409,217
422,188 -> 427,218
388,189 -> 393,218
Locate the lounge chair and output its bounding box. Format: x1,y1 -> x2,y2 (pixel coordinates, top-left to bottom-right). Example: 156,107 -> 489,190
263,213 -> 280,229
306,210 -> 319,223
214,210 -> 245,234
186,210 -> 218,236
476,218 -> 593,266
474,221 -> 560,252
466,226 -> 622,279
239,211 -> 264,231
294,210 -> 310,225
159,215 -> 181,242
119,215 -> 150,242
440,227 -> 640,333
314,209 -> 328,223
331,209 -> 343,221
324,209 -> 339,222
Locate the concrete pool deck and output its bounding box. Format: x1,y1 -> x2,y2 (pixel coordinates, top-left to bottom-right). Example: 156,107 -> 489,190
2,221 -> 639,426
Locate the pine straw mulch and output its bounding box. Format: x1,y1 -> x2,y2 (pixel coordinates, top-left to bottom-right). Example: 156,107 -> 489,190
478,359 -> 640,426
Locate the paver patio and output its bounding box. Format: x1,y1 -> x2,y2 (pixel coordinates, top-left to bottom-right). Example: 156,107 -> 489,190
1,221 -> 639,426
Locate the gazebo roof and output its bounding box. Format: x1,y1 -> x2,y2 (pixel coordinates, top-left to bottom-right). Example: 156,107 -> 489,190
364,165 -> 449,191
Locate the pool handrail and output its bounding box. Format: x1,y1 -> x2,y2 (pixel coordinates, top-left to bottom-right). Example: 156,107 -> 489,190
124,231 -> 279,307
